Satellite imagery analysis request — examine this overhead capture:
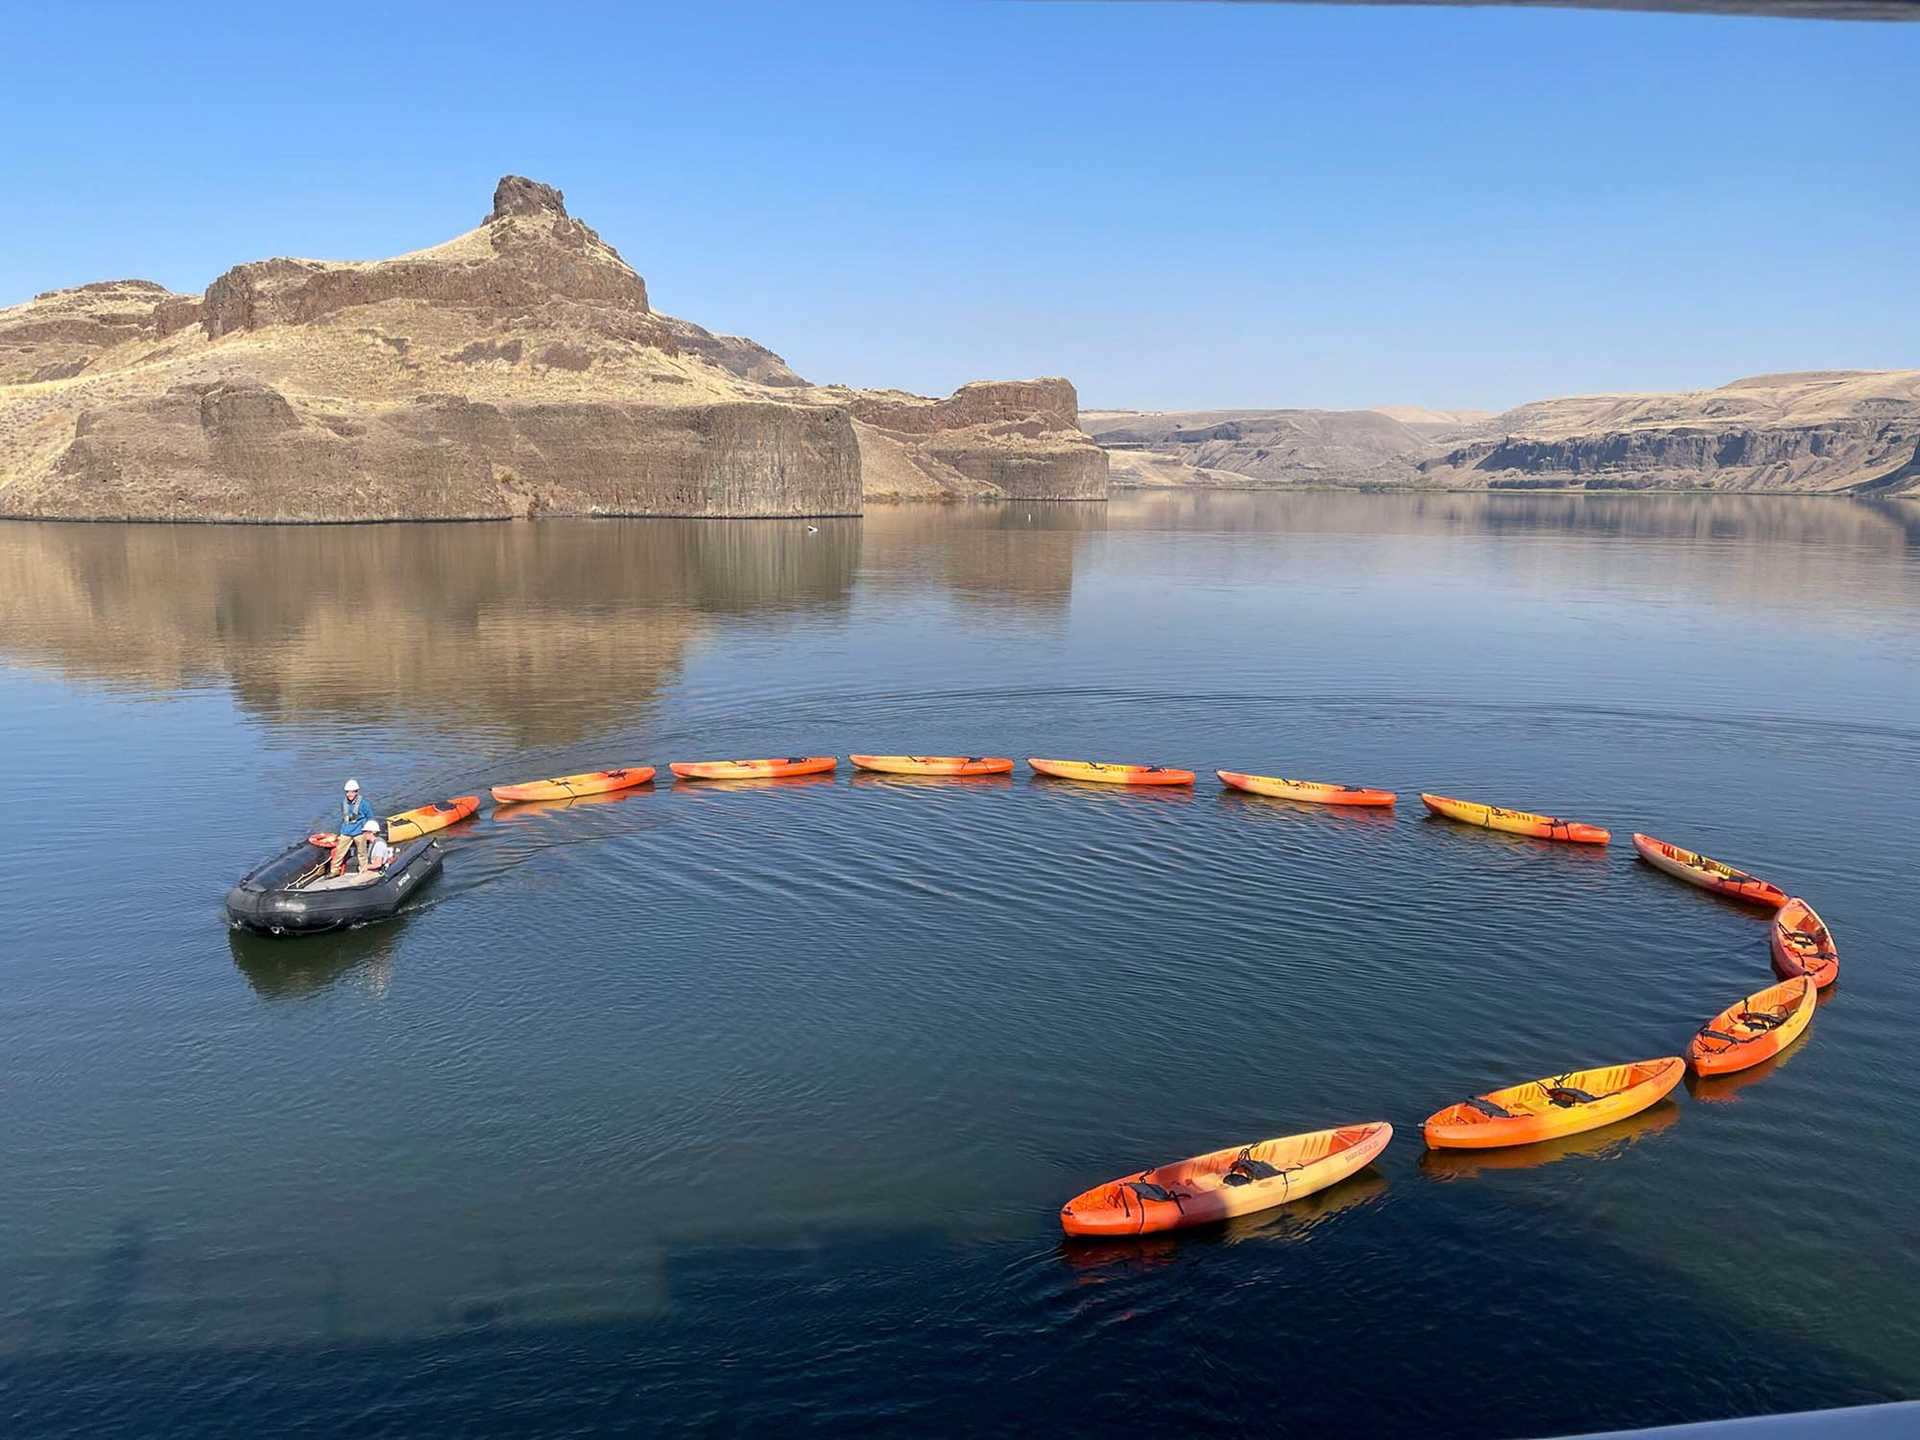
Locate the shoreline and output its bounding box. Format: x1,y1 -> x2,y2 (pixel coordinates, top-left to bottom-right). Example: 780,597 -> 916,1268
1,488 -> 1912,527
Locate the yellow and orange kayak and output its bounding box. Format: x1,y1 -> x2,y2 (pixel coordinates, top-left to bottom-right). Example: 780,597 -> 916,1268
1423,1057 -> 1682,1149
668,756 -> 837,781
849,754 -> 1014,777
386,795 -> 481,842
1632,833 -> 1787,909
1689,976 -> 1816,1076
1029,758 -> 1195,787
1421,792 -> 1609,845
491,767 -> 655,805
1217,770 -> 1396,806
1059,1122 -> 1391,1238
1770,898 -> 1839,989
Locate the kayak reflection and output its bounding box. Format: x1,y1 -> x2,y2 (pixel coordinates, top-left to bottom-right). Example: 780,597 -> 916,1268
1057,1169 -> 1389,1279
1216,790 -> 1398,829
1684,1030 -> 1814,1104
1418,1099 -> 1680,1180
849,771 -> 1015,792
488,787 -> 648,824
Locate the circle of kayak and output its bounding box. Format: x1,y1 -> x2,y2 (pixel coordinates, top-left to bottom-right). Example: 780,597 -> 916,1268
225,753 -> 1840,1240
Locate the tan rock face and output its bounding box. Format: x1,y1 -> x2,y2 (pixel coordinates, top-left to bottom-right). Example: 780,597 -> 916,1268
833,377 -> 1107,501
0,175 -> 1105,518
0,280 -> 195,384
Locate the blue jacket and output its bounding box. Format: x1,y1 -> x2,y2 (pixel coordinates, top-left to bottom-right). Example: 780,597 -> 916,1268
341,793 -> 375,834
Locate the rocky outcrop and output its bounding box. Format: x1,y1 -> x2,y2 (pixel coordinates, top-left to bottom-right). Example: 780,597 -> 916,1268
1417,372 -> 1920,493
0,175 -> 1101,519
23,380 -> 858,522
831,378 -> 1107,500
845,378 -> 1082,434
1084,372 -> 1920,495
0,280 -> 197,383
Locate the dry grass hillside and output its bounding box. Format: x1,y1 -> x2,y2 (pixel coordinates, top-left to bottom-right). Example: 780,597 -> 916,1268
1086,371 -> 1920,494
0,176 -> 1106,520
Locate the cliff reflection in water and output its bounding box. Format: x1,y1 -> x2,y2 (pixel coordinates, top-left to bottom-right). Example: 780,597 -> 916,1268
0,518 -> 863,743
1117,490 -> 1920,618
2,494 -> 1915,747
858,501 -> 1104,613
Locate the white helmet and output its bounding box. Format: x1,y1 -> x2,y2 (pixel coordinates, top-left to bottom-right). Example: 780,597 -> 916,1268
344,778 -> 361,793
363,819 -> 383,836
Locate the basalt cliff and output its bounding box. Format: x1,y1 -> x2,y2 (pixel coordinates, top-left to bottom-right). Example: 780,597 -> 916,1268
0,176 -> 1106,521
1087,370 -> 1920,495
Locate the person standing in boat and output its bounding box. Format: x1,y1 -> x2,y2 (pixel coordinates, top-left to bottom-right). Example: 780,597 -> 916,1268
329,778 -> 376,876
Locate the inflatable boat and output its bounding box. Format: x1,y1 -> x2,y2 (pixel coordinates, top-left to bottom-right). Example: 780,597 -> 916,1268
225,836 -> 444,935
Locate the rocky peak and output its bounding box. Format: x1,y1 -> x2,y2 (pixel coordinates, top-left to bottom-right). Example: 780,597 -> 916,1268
488,175 -> 568,223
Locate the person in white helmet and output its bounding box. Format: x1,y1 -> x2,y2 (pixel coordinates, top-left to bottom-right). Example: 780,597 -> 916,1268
361,819 -> 394,872
329,778 -> 376,876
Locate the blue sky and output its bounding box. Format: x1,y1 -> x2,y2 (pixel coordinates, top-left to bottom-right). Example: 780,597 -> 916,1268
4,1 -> 1915,410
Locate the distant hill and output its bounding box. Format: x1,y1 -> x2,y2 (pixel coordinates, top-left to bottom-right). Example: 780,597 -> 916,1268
0,176 -> 1105,521
1086,371 -> 1920,494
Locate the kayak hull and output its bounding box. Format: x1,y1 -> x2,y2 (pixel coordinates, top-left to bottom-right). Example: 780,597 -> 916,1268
1632,833 -> 1788,908
1424,1057 -> 1682,1149
387,795 -> 480,843
1770,898 -> 1839,989
1060,1122 -> 1392,1238
1029,758 -> 1195,786
226,837 -> 442,934
669,756 -> 837,781
491,767 -> 655,805
1689,976 -> 1816,1076
1421,792 -> 1610,845
1217,770 -> 1396,806
849,754 -> 1014,777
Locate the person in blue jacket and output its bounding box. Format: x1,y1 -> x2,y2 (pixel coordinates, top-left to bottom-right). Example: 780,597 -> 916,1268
329,778 -> 376,876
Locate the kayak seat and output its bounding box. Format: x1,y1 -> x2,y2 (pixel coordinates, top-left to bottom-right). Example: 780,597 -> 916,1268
1698,1028 -> 1741,1045
1545,1086 -> 1601,1108
1737,1011 -> 1787,1031
1222,1155 -> 1284,1186
1465,1097 -> 1515,1119
1127,1180 -> 1178,1204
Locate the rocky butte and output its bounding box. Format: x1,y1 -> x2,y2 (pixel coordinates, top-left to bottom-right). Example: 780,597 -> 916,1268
0,176 -> 1108,521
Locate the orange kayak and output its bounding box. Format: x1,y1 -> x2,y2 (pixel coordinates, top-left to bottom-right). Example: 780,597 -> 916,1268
1688,976 -> 1816,1076
1421,792 -> 1609,845
668,756 -> 837,781
1632,833 -> 1787,908
386,795 -> 481,843
1060,1122 -> 1391,1238
1217,770 -> 1396,806
1029,758 -> 1195,786
1770,898 -> 1839,989
848,754 -> 1014,777
491,768 -> 656,814
491,767 -> 655,805
1423,1057 -> 1682,1149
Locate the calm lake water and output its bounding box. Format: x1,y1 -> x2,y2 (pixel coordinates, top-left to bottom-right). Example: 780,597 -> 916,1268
2,493 -> 1917,1438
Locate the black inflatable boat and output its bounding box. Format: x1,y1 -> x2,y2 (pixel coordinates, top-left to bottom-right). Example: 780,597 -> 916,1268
225,837 -> 444,935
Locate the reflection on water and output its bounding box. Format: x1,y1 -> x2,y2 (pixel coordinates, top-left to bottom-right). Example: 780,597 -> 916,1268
1683,1030 -> 1816,1105
228,919 -> 404,1000
0,519 -> 858,744
1057,1169 -> 1390,1280
1418,1100 -> 1682,1180
4,492 -> 1920,1437
488,787 -> 650,825
3,495 -> 1916,751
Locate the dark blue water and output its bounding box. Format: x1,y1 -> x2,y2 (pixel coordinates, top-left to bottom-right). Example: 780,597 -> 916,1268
2,494 -> 1916,1436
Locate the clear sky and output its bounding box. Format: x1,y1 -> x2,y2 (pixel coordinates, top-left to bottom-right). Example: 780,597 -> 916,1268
4,1 -> 1915,411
